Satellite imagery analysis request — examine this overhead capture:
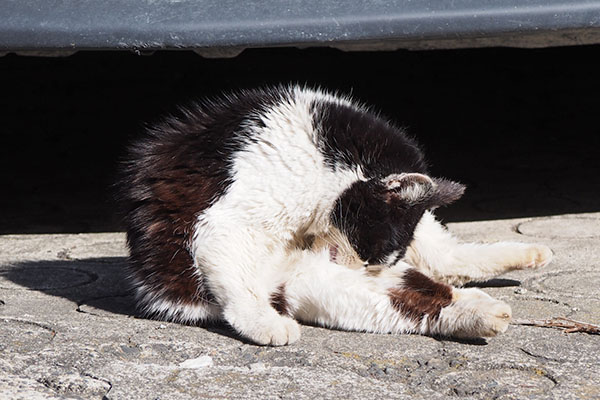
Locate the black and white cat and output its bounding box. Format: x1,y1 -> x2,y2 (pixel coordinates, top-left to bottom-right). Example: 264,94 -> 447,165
118,85 -> 552,345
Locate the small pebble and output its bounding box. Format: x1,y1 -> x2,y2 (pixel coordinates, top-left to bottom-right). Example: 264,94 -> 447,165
249,362 -> 266,371
157,324 -> 167,329
514,287 -> 527,294
571,307 -> 580,312
179,355 -> 213,369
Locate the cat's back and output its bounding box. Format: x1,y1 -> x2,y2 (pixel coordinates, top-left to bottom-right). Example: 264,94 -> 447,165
117,85 -> 428,320
119,85 -> 427,239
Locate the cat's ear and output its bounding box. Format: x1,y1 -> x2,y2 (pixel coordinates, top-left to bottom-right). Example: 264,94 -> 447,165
382,173 -> 436,205
381,173 -> 465,209
428,177 -> 466,208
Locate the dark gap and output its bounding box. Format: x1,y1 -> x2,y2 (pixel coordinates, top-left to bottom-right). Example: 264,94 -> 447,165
1,46 -> 598,233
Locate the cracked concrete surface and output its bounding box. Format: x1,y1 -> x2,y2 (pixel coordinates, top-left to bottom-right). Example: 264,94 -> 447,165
1,214 -> 598,399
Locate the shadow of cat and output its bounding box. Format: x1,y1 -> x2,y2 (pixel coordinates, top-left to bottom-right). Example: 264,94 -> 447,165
465,278 -> 521,288
2,257 -> 136,316
1,257 -> 521,345
1,257 -> 242,338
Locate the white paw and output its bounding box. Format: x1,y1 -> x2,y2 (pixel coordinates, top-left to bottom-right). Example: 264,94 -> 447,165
440,288 -> 512,338
522,244 -> 553,269
475,297 -> 512,337
242,314 -> 301,346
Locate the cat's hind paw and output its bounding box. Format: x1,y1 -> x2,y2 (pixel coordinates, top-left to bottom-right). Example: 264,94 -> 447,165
436,288 -> 512,338
473,297 -> 512,337
521,244 -> 553,270
486,243 -> 553,273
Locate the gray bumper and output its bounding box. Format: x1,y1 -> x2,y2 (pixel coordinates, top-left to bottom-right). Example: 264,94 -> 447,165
2,0 -> 600,55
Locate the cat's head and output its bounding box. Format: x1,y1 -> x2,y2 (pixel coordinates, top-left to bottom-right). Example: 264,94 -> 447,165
331,173 -> 465,266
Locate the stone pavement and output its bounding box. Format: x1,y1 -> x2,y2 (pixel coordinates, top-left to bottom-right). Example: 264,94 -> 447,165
1,213 -> 599,399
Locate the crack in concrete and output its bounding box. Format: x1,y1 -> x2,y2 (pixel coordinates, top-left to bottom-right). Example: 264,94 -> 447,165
519,347 -> 565,365
75,294 -> 133,317
522,294 -> 574,309
524,269 -> 600,301
74,305 -> 107,319
482,361 -> 560,387
38,371 -> 114,400
0,317 -> 58,340
81,372 -> 113,400
0,264 -> 99,291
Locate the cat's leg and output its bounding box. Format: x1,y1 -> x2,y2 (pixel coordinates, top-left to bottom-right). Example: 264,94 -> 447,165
283,250 -> 512,338
192,220 -> 301,346
403,211 -> 553,286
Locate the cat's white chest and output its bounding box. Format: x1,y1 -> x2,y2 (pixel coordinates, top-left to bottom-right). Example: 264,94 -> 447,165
221,98 -> 361,239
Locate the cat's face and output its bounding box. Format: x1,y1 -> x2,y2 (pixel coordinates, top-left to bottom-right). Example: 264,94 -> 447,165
331,173 -> 465,266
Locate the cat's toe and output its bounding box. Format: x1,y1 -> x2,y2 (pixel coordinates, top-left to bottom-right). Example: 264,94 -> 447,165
269,316 -> 301,346
251,315 -> 301,346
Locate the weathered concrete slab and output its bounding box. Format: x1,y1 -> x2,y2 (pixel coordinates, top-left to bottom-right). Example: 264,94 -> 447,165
1,214 -> 599,399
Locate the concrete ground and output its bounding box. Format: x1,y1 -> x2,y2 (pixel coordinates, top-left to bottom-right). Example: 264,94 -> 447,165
1,212 -> 599,399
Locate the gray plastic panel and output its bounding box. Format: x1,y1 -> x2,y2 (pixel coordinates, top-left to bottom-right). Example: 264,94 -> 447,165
1,0 -> 600,52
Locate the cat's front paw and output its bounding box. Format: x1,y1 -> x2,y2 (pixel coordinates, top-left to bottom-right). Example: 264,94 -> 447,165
437,288 -> 512,338
253,314 -> 301,346
228,310 -> 301,346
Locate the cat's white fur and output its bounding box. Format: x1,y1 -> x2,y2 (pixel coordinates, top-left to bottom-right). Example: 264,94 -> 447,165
405,211 -> 553,286
190,88 -> 363,344
156,87 -> 554,345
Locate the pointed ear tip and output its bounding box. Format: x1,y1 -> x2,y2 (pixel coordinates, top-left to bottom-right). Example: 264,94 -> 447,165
428,178 -> 466,206
448,181 -> 467,198
434,177 -> 467,191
